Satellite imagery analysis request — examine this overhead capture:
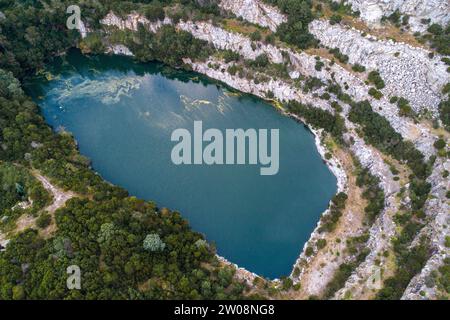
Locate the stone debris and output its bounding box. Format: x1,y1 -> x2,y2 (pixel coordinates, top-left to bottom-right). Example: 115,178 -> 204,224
343,0 -> 450,32
309,19 -> 449,116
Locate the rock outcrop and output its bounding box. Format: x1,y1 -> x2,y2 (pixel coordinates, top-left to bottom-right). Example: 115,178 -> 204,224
402,157 -> 449,300
178,19 -> 437,157
178,20 -> 284,63
100,12 -> 171,33
219,0 -> 286,32
309,19 -> 449,116
332,121 -> 400,299
343,0 -> 450,32
106,44 -> 133,56
100,10 -> 448,299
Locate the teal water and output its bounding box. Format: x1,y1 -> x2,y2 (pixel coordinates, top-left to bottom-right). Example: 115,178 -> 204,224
25,49 -> 337,279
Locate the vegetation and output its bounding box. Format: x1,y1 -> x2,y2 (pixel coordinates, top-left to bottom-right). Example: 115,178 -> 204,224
377,235 -> 430,300
0,0 -> 443,300
439,98 -> 450,131
109,25 -> 213,68
0,163 -> 51,214
265,0 -> 317,49
426,23 -> 450,56
348,101 -> 428,180
368,88 -> 383,100
351,64 -> 366,73
355,166 -> 385,224
315,58 -> 325,71
318,192 -> 348,233
396,97 -> 414,118
322,233 -> 370,299
367,71 -> 385,90
0,0 -> 247,300
287,101 -> 346,143
329,48 -> 349,64
329,14 -> 342,25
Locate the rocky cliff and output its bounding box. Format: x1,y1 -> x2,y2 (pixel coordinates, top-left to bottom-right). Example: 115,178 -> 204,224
219,0 -> 286,32
342,0 -> 450,32
309,19 -> 449,116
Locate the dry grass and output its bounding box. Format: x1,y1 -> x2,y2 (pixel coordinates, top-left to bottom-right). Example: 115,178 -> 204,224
221,18 -> 271,37
305,47 -> 357,74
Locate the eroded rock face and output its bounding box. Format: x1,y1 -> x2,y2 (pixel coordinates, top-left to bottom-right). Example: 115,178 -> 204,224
181,20 -> 437,158
100,11 -> 448,299
78,20 -> 88,38
402,157 -> 450,300
309,19 -> 449,116
331,121 -> 400,299
106,44 -> 133,56
178,21 -> 284,63
343,0 -> 450,32
100,12 -> 171,33
219,0 -> 286,32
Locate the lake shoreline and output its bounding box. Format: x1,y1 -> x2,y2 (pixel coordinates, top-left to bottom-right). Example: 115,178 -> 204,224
33,48 -> 345,285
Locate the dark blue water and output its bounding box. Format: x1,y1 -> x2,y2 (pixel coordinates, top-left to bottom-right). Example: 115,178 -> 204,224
25,49 -> 337,279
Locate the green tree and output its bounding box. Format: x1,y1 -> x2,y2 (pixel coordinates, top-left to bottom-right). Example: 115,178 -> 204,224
143,233 -> 166,252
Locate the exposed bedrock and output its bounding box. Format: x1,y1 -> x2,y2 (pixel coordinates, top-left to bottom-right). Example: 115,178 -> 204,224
309,19 -> 449,116
99,11 -> 448,299
332,121 -> 400,299
402,157 -> 449,300
219,0 -> 286,32
342,0 -> 450,32
100,12 -> 172,32
177,20 -> 438,158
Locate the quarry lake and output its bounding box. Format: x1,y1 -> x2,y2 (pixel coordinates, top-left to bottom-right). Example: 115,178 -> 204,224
25,49 -> 337,279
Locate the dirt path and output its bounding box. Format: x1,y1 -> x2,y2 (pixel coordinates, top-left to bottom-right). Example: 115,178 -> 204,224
33,173 -> 75,214
2,172 -> 76,244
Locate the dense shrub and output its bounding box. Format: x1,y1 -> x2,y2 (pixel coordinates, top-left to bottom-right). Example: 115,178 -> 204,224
368,70 -> 385,89
267,0 -> 317,49
287,101 -> 347,143
352,63 -> 366,72
349,101 -> 428,179
329,48 -> 349,64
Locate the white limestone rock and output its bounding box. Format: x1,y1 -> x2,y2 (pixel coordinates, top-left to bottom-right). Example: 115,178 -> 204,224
106,44 -> 133,56
219,0 -> 287,32
178,20 -> 284,63
343,0 -> 450,32
100,11 -> 171,33
402,157 -> 450,300
309,19 -> 449,116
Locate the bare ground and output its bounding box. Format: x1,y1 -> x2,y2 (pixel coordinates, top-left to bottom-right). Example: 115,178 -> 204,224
5,171 -> 76,240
